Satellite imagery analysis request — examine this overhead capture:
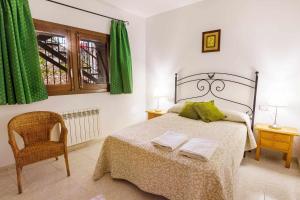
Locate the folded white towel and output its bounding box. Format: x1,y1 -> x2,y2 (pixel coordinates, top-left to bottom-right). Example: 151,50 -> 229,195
179,138 -> 218,161
151,131 -> 188,151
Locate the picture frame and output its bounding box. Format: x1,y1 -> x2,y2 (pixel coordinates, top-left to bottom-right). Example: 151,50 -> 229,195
202,29 -> 221,53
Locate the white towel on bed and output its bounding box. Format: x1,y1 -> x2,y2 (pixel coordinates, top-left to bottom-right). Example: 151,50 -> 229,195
151,131 -> 188,151
179,138 -> 218,161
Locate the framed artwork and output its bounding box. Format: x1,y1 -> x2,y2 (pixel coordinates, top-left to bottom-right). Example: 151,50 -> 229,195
202,29 -> 221,53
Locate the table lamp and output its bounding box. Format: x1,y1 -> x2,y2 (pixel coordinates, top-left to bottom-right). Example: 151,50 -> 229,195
268,105 -> 287,129
154,96 -> 165,112
153,88 -> 167,112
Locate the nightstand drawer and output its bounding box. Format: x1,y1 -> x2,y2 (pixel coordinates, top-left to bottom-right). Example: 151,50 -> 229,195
261,131 -> 290,143
146,110 -> 167,120
261,138 -> 290,152
148,113 -> 160,119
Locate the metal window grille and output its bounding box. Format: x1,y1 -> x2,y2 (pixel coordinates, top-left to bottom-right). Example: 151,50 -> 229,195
37,32 -> 69,85
79,40 -> 107,85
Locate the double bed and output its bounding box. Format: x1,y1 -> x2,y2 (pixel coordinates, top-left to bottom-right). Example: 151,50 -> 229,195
93,72 -> 259,200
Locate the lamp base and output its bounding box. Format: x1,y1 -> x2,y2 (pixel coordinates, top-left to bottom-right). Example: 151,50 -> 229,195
269,124 -> 282,130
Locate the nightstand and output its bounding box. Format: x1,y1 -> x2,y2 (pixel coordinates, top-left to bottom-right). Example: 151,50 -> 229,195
146,110 -> 166,120
255,124 -> 299,168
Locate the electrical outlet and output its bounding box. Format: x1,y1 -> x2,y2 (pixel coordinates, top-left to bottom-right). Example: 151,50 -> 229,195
259,105 -> 269,111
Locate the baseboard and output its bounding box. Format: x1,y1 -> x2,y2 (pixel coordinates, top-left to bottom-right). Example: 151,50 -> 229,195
68,138 -> 104,152
0,163 -> 15,172
0,138 -> 105,173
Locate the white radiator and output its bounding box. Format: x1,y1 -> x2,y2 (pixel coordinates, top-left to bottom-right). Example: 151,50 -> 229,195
61,108 -> 101,146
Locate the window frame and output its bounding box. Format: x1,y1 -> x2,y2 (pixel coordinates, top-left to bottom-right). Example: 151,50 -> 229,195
76,31 -> 109,91
34,19 -> 109,96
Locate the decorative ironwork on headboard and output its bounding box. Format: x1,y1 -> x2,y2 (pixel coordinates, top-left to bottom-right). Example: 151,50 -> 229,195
174,72 -> 259,129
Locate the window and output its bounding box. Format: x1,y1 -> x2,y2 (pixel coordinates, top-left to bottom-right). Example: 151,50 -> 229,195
34,19 -> 109,95
37,30 -> 72,93
77,32 -> 109,90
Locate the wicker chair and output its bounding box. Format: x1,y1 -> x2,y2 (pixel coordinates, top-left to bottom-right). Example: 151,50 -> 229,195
8,111 -> 70,194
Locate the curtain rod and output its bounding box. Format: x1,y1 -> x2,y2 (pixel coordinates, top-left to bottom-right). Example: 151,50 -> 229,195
45,0 -> 129,25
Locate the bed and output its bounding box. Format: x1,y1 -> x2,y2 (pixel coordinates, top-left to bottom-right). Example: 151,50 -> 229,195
93,72 -> 259,200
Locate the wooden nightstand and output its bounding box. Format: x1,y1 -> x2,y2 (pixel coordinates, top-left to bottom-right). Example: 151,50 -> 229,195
146,110 -> 166,120
255,124 -> 299,168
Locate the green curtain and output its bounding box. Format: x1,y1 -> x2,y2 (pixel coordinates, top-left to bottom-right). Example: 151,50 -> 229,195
110,20 -> 133,94
0,0 -> 48,105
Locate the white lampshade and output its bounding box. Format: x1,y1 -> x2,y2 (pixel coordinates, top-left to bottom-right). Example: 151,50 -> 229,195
153,88 -> 167,98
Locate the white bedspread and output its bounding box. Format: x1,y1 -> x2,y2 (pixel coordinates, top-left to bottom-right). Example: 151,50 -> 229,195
93,113 -> 257,200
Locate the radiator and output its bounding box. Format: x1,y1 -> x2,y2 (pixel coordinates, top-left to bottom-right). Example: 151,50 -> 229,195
61,108 -> 101,146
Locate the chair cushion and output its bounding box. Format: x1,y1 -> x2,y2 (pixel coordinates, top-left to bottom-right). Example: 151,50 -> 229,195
17,141 -> 65,166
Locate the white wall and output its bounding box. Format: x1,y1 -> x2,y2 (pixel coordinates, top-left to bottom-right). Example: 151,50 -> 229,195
146,0 -> 300,158
0,0 -> 146,167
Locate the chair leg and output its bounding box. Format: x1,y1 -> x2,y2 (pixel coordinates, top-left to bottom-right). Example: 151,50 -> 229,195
16,166 -> 22,194
55,157 -> 58,161
64,151 -> 70,176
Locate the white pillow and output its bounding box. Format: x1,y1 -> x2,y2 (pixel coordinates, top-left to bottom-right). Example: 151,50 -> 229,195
221,109 -> 250,123
168,103 -> 251,123
168,103 -> 185,113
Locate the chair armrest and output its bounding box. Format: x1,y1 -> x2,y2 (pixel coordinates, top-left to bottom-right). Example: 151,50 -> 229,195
8,130 -> 20,155
59,125 -> 68,145
55,114 -> 68,145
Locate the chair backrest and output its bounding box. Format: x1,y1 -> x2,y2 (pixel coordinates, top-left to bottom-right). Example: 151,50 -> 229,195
8,111 -> 64,146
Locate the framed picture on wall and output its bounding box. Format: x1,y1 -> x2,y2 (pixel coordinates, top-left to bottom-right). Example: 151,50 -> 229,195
202,29 -> 221,53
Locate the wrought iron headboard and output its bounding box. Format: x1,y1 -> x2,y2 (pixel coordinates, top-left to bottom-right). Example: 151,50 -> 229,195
174,71 -> 259,129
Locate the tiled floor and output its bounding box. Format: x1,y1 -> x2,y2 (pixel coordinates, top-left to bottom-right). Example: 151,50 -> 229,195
0,141 -> 299,200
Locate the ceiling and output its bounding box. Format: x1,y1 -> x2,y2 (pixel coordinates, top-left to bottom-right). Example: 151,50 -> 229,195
102,0 -> 203,17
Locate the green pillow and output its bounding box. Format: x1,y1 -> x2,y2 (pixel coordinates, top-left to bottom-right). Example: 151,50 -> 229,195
193,101 -> 225,122
179,102 -> 200,120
